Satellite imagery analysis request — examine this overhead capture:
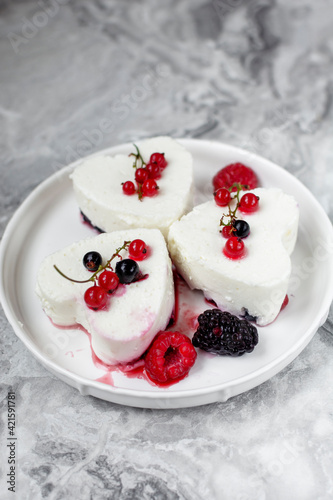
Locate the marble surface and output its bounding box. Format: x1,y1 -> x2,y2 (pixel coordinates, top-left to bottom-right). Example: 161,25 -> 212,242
1,0 -> 333,498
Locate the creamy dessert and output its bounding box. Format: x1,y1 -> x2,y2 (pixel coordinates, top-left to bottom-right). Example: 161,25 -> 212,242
70,136 -> 194,238
168,188 -> 299,326
36,228 -> 174,364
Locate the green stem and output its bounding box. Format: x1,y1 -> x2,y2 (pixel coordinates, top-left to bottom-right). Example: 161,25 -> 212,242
219,183 -> 245,228
53,240 -> 132,284
129,144 -> 146,169
53,265 -> 95,284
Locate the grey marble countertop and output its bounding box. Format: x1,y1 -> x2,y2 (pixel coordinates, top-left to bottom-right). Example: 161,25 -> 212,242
1,1 -> 333,499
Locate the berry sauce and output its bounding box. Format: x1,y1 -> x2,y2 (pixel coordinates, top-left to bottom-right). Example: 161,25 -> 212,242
47,272 -> 202,388
47,275 -> 288,388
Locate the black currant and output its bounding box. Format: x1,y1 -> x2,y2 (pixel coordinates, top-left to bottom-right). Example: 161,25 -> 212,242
83,251 -> 102,272
115,259 -> 140,284
232,220 -> 250,238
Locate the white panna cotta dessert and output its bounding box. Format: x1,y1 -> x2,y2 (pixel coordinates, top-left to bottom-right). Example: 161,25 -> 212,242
168,188 -> 299,326
70,136 -> 194,238
36,228 -> 174,364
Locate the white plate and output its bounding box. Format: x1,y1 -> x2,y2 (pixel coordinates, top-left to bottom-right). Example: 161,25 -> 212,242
1,139 -> 333,409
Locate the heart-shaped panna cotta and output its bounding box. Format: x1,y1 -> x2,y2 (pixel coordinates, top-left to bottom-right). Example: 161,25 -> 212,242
35,229 -> 174,364
168,188 -> 299,326
70,136 -> 194,238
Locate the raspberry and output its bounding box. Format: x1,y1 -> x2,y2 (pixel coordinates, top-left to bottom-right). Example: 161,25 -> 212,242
213,163 -> 258,192
144,331 -> 197,384
192,309 -> 258,356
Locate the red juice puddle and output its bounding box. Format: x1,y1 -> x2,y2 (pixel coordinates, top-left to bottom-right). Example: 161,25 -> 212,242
167,271 -> 201,336
112,283 -> 127,298
168,269 -> 181,327
280,294 -> 289,311
264,294 -> 290,326
95,372 -> 115,385
47,270 -> 203,388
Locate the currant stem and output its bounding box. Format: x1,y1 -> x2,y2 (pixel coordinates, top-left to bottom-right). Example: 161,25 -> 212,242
137,182 -> 143,201
129,144 -> 146,169
53,241 -> 132,284
219,183 -> 246,228
53,265 -> 95,284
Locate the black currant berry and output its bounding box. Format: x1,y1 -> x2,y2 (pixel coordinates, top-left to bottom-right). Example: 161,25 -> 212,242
115,259 -> 140,284
83,251 -> 102,272
232,220 -> 250,238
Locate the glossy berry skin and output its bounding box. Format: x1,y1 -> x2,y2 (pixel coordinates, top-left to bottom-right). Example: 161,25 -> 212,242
128,239 -> 148,261
221,225 -> 234,238
115,258 -> 140,284
239,193 -> 259,213
214,188 -> 231,207
84,286 -> 108,310
150,152 -> 167,170
98,270 -> 119,293
122,180 -> 136,196
192,309 -> 258,356
135,167 -> 148,184
83,251 -> 102,272
144,331 -> 197,384
142,179 -> 159,197
146,162 -> 161,179
213,163 -> 258,192
223,237 -> 246,259
232,219 -> 250,238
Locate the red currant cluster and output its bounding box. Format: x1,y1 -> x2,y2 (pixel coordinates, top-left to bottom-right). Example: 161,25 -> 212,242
122,144 -> 168,200
54,239 -> 149,311
214,184 -> 259,260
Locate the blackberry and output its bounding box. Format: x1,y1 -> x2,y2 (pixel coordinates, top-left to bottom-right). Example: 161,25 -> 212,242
192,309 -> 258,356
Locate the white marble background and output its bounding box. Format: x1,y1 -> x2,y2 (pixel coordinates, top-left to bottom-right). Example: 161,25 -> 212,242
1,0 -> 333,499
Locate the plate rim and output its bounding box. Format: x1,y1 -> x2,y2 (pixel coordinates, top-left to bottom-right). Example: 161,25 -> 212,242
1,138 -> 333,407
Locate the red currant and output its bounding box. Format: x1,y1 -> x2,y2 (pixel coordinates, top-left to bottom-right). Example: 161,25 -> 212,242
239,193 -> 259,213
135,168 -> 148,184
128,239 -> 148,261
214,188 -> 231,207
122,181 -> 136,196
98,270 -> 119,294
142,179 -> 159,197
223,237 -> 246,259
146,162 -> 161,179
84,286 -> 108,310
150,152 -> 167,170
221,225 -> 234,238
